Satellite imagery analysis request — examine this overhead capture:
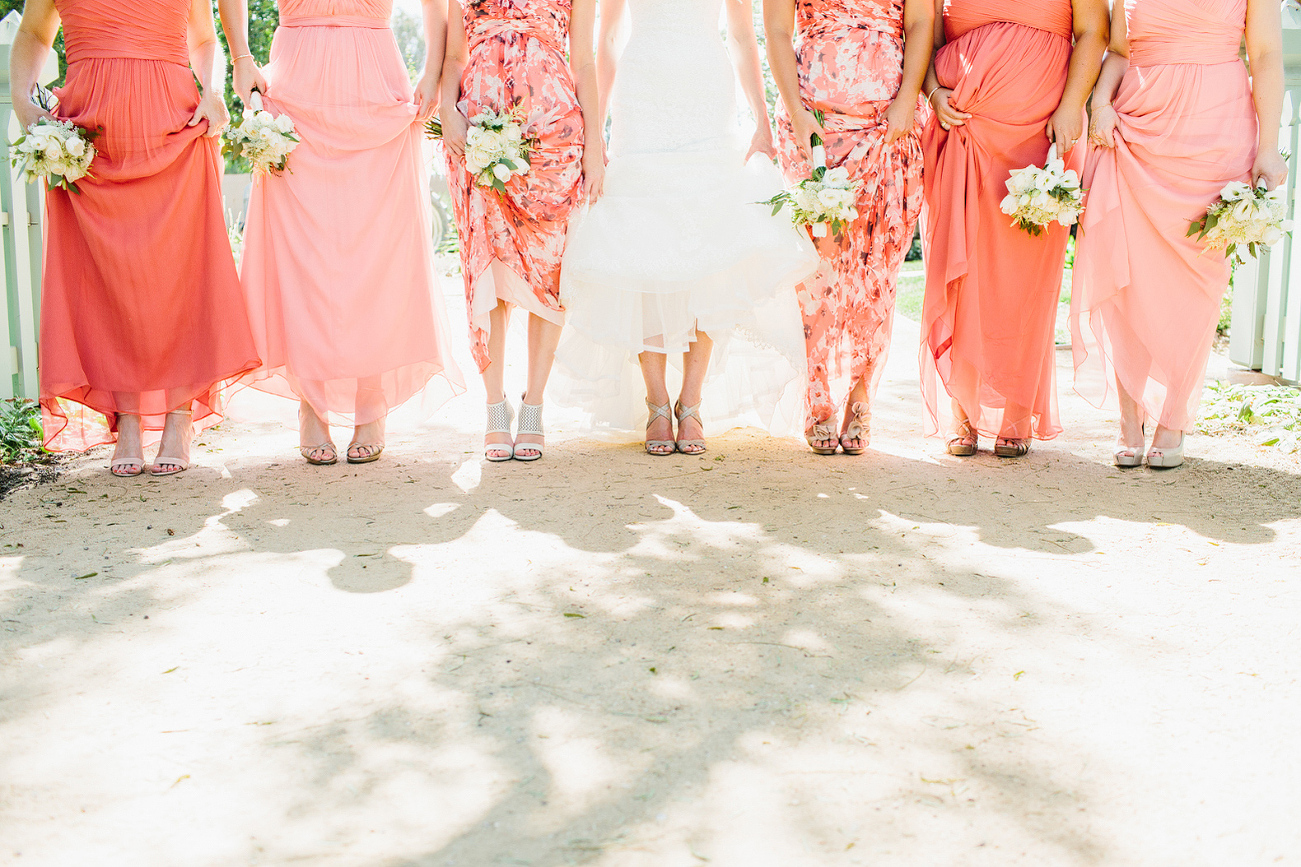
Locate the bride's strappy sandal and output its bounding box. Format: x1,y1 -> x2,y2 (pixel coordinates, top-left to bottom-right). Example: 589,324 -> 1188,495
485,399 -> 515,462
674,400 -> 706,455
514,396 -> 544,462
150,410 -> 193,476
645,399 -> 675,456
840,401 -> 870,456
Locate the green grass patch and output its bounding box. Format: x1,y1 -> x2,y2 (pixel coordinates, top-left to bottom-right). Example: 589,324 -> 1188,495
1198,381 -> 1301,451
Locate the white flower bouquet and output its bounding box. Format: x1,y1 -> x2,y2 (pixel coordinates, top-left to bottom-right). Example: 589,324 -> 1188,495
1188,181 -> 1293,265
762,110 -> 860,237
10,116 -> 98,193
1000,145 -> 1083,236
462,104 -> 534,194
223,91 -> 300,176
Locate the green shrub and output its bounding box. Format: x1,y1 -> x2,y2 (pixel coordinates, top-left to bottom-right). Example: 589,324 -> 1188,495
0,399 -> 44,465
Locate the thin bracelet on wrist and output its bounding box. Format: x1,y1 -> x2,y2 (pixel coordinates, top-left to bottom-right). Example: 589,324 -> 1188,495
232,53 -> 254,62
926,85 -> 942,106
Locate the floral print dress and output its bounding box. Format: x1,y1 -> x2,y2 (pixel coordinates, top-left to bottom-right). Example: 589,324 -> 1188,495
447,0 -> 586,371
775,0 -> 924,424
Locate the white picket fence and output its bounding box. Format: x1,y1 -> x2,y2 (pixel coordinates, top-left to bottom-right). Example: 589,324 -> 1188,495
0,11 -> 57,401
1229,8 -> 1301,384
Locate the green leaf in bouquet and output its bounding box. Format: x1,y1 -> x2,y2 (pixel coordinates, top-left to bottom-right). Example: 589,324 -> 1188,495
424,118 -> 443,140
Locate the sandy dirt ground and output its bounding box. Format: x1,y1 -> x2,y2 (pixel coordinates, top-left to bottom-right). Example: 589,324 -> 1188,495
2,294 -> 1299,867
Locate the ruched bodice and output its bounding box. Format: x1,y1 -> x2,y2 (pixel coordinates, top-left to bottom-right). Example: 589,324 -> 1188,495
278,0 -> 390,27
464,0 -> 572,55
943,0 -> 1073,42
796,0 -> 904,41
1126,0 -> 1247,66
55,0 -> 189,65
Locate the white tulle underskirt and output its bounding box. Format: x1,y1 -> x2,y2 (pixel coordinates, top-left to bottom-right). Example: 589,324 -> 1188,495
551,147 -> 818,437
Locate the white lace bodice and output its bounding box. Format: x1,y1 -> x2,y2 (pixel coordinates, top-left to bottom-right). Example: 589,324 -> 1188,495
609,0 -> 741,156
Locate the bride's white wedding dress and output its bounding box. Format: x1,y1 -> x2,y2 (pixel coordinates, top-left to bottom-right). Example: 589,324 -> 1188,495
551,0 -> 817,436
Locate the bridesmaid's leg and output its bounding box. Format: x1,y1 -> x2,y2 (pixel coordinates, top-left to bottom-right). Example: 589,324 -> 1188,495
110,401 -> 145,476
299,398 -> 336,464
639,348 -> 674,455
516,313 -> 562,459
348,378 -> 387,463
1116,376 -> 1148,455
840,372 -> 870,453
152,395 -> 195,475
484,302 -> 514,460
676,330 -> 713,454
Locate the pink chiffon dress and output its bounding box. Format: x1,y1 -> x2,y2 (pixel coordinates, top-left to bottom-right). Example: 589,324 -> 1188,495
239,0 -> 465,426
775,0 -> 925,426
919,0 -> 1082,441
1071,0 -> 1257,431
446,0 -> 586,372
39,0 -> 260,451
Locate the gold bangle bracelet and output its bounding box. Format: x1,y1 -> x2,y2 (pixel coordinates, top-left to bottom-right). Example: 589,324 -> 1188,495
926,85 -> 942,105
232,53 -> 254,62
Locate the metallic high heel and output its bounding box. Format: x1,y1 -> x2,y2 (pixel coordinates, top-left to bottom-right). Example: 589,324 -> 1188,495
645,400 -> 675,456
674,400 -> 706,455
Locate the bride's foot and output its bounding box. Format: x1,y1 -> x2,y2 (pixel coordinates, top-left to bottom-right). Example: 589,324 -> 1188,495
299,402 -> 337,466
150,410 -> 193,476
674,399 -> 705,455
645,400 -> 674,456
347,417 -> 385,464
110,413 -> 145,477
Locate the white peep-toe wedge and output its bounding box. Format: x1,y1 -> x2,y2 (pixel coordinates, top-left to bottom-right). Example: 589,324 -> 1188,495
484,399 -> 515,462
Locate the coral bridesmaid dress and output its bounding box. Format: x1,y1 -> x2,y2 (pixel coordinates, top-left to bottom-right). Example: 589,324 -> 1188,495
1072,0 -> 1256,431
39,0 -> 260,451
775,0 -> 926,430
446,0 -> 586,373
239,0 -> 465,425
920,0 -> 1081,441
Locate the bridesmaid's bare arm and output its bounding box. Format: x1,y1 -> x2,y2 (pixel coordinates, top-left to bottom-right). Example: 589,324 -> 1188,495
571,0 -> 605,202
1046,0 -> 1110,149
8,0 -> 59,129
1245,0 -> 1287,189
762,0 -> 823,160
414,0 -> 448,121
1087,8 -> 1128,149
884,0 -> 935,143
596,0 -> 627,130
217,0 -> 269,102
723,0 -> 775,161
186,0 -> 230,136
439,0 -> 469,156
923,0 -> 969,128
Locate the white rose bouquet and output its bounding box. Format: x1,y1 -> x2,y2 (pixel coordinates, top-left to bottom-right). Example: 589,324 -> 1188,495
222,91 -> 300,176
761,110 -> 860,238
457,104 -> 534,194
1000,144 -> 1084,236
10,115 -> 98,194
1188,180 -> 1293,265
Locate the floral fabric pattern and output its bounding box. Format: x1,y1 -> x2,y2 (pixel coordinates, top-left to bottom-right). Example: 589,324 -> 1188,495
447,0 -> 586,371
775,0 -> 924,423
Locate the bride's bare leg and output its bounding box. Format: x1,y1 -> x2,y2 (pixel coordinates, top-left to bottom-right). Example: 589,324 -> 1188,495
639,347 -> 674,455
484,301 -> 513,460
516,313 -> 562,458
676,330 -> 713,453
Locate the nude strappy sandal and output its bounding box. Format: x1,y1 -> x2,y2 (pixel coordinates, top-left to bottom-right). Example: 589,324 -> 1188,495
300,443 -> 338,466
150,410 -> 193,476
946,420 -> 977,457
674,400 -> 705,455
484,399 -> 515,462
645,399 -> 675,456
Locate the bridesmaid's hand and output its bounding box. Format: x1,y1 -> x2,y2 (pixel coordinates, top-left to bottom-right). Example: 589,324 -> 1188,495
188,91 -> 230,138
1253,149 -> 1289,192
414,68 -> 439,122
746,122 -> 777,162
1089,103 -> 1120,149
929,88 -> 970,131
790,108 -> 826,163
582,145 -> 606,205
883,95 -> 915,144
1045,104 -> 1083,152
232,56 -> 269,105
440,105 -> 469,157
13,95 -> 54,130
